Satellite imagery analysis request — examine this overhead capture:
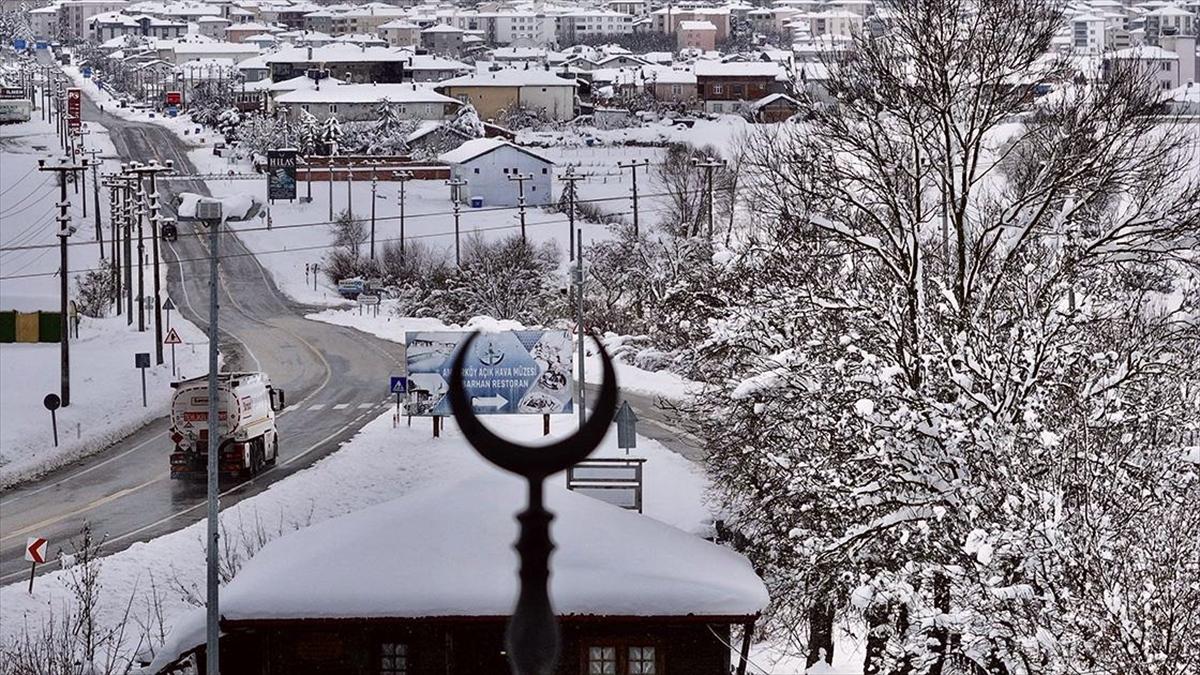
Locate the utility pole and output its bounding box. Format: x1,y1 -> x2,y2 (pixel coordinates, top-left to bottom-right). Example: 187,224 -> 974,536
128,163 -> 147,332
617,159 -> 649,237
396,170 -> 412,256
38,157 -> 89,408
327,160 -> 334,221
369,169 -> 377,260
508,172 -> 533,243
191,198 -> 225,675
446,177 -> 467,267
575,229 -> 585,427
122,169 -> 135,326
82,147 -> 102,254
692,156 -> 726,238
102,173 -> 128,315
345,165 -> 353,219
559,166 -> 584,261
130,161 -> 174,365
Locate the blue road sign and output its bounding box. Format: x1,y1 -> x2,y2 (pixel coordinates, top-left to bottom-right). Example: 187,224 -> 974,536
13,39 -> 27,51
404,331 -> 574,416
35,41 -> 47,50
81,66 -> 92,78
390,376 -> 407,394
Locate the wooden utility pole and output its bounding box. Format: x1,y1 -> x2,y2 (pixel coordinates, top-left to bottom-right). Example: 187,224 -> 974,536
129,161 -> 174,365
692,156 -> 725,238
508,172 -> 533,243
369,169 -> 377,259
38,157 -> 90,408
396,170 -> 413,256
81,147 -> 103,253
446,177 -> 467,266
617,159 -> 649,237
559,166 -> 584,261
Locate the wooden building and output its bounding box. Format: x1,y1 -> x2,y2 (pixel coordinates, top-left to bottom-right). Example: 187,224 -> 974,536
150,476 -> 768,675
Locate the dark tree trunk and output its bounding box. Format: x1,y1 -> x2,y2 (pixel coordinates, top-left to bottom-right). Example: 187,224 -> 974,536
863,603 -> 889,675
929,572 -> 952,675
889,604 -> 912,675
806,600 -> 835,667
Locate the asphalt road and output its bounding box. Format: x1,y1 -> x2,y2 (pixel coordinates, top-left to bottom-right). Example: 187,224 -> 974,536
0,90 -> 407,583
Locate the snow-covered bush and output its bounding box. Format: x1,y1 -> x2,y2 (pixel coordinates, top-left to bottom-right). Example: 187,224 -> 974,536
74,268 -> 116,317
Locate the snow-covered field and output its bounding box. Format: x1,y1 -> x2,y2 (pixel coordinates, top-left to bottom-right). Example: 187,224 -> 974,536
0,112 -> 209,486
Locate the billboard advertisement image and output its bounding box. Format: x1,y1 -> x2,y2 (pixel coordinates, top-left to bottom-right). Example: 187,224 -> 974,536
266,149 -> 297,201
405,331 -> 574,416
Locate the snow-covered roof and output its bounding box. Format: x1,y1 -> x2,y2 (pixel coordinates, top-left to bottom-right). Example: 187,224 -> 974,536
437,69 -> 577,88
422,22 -> 464,33
439,137 -> 553,165
1108,45 -> 1180,60
379,19 -> 419,29
679,20 -> 717,30
275,82 -> 459,105
752,92 -> 801,109
267,73 -> 346,91
149,475 -> 767,671
264,44 -> 413,63
693,60 -> 786,78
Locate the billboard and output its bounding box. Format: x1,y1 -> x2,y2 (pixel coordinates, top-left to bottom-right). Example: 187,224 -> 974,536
66,88 -> 81,132
405,331 -> 574,416
266,149 -> 297,201
164,90 -> 182,106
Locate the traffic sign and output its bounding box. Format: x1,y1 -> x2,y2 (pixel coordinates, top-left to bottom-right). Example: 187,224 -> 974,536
135,352 -> 151,368
163,327 -> 182,345
163,297 -> 176,311
358,293 -> 381,306
25,538 -> 48,564
390,376 -> 407,394
43,394 -> 61,411
615,400 -> 638,450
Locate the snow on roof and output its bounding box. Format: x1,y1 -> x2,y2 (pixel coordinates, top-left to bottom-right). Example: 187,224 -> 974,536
196,16 -> 230,23
264,44 -> 413,63
752,92 -> 801,109
679,20 -> 717,30
438,137 -> 553,165
1109,45 -> 1180,60
275,82 -> 459,105
438,69 -> 577,88
379,19 -> 419,29
693,60 -> 785,78
422,22 -> 464,33
268,73 -> 346,91
174,42 -> 261,55
149,474 -> 768,671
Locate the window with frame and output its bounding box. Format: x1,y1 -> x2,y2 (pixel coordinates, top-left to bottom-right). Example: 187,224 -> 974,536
713,83 -> 723,95
379,642 -> 407,675
627,646 -> 656,674
587,646 -> 617,674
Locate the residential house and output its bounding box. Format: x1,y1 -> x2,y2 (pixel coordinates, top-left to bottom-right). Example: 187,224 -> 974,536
195,16 -> 231,40
171,42 -> 261,66
750,92 -> 801,122
1104,45 -> 1182,91
58,0 -> 128,43
437,68 -> 578,121
224,22 -> 281,44
379,19 -> 421,47
275,82 -> 461,122
557,10 -> 635,44
694,60 -> 786,114
678,20 -> 717,51
641,65 -> 697,105
421,23 -> 466,56
1144,5 -> 1197,46
265,45 -> 413,83
145,477 -> 769,675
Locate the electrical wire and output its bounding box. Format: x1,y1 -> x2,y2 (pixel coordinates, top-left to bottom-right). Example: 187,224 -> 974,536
0,184 -> 736,254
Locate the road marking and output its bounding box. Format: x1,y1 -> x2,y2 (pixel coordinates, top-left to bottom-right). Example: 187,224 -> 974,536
357,402 -> 374,409
332,403 -> 350,410
3,429 -> 166,504
308,403 -> 325,410
0,475 -> 164,545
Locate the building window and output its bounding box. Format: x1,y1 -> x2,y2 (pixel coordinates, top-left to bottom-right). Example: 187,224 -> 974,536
474,167 -> 480,174
380,643 -> 407,675
627,646 -> 656,674
713,83 -> 723,94
541,167 -> 548,174
329,104 -> 337,113
587,646 -> 617,674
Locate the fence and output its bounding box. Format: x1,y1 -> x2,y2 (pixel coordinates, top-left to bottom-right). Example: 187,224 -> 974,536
0,311 -> 62,343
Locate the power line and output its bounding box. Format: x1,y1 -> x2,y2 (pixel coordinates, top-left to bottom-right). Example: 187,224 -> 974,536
0,206 -> 678,282
0,184 -> 734,254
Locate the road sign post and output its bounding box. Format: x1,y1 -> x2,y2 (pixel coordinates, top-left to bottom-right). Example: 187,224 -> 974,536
135,352 -> 150,406
43,393 -> 61,447
615,400 -> 638,453
25,537 -> 48,594
164,326 -> 182,376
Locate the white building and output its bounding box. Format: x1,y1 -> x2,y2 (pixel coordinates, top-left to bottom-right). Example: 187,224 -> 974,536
1105,45 -> 1182,90
556,10 -> 635,44
1070,13 -> 1108,53
275,82 -> 461,122
439,138 -> 555,207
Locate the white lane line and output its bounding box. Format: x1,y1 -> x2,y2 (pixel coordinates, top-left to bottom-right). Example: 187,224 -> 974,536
0,475 -> 164,545
357,403 -> 374,409
308,404 -> 325,410
332,403 -> 350,410
3,430 -> 166,503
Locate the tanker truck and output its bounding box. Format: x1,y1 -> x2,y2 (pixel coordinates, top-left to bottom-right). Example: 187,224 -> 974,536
169,372 -> 286,479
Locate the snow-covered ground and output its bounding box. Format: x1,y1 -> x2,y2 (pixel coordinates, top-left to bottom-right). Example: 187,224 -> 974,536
63,66 -> 214,147
0,409 -> 711,666
0,111 -> 209,486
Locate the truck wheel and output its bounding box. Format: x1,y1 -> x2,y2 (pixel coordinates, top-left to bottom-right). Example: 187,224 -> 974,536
265,436 -> 278,466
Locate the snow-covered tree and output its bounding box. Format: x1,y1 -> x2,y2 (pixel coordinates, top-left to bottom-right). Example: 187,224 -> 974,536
446,103 -> 485,140
297,109 -> 319,156
682,0 -> 1200,672
320,115 -> 342,156
215,108 -> 242,142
